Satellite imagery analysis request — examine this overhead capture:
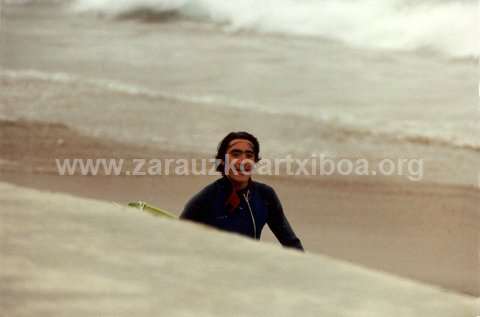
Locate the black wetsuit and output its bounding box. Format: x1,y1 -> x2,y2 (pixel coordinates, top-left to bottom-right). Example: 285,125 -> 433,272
181,176 -> 304,251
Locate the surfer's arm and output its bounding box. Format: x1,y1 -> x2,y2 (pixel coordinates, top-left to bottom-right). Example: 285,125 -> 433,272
180,189 -> 210,224
265,187 -> 304,251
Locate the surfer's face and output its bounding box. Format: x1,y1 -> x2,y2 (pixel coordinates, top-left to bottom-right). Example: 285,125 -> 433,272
224,139 -> 255,184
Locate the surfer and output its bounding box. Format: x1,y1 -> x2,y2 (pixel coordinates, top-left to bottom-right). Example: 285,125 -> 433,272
181,132 -> 304,251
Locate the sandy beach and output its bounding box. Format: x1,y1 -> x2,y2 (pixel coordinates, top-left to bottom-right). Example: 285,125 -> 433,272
1,119 -> 478,297
2,181 -> 477,317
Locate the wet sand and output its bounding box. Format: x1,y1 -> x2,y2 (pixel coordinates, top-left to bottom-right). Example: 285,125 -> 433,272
0,119 -> 478,297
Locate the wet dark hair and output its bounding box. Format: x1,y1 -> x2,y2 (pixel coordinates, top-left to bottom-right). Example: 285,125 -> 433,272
215,131 -> 261,174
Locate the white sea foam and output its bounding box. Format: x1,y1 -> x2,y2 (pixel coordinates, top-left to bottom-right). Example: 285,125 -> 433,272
71,0 -> 478,58
1,69 -> 479,153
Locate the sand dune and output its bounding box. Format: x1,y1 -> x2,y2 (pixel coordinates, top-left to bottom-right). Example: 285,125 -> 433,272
0,182 -> 476,317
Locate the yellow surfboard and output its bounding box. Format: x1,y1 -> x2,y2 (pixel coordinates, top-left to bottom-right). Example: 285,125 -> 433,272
128,201 -> 177,219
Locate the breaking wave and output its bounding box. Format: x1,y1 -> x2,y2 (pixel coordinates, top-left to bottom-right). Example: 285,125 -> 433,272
71,0 -> 478,58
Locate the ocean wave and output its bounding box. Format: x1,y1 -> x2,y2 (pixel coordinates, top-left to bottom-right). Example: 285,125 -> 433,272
2,69 -> 479,153
71,0 -> 478,58
4,0 -> 67,4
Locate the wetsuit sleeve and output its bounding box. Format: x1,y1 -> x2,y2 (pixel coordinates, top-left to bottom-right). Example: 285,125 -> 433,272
265,187 -> 304,251
180,188 -> 210,224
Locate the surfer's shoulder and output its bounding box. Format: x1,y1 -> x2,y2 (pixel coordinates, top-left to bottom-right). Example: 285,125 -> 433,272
251,180 -> 276,197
